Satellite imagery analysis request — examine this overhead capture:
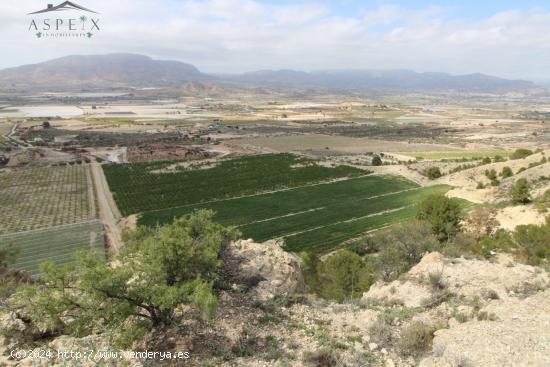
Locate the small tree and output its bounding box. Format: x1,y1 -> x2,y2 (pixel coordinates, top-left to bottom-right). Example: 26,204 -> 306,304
42,121 -> 50,129
12,210 -> 239,347
510,179 -> 531,204
318,250 -> 373,302
481,157 -> 492,164
371,221 -> 438,280
424,167 -> 442,180
302,250 -> 374,302
500,166 -> 513,178
485,169 -> 497,180
371,155 -> 383,166
416,194 -> 463,242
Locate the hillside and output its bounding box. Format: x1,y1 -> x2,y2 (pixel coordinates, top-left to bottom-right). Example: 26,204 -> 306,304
2,240 -> 548,366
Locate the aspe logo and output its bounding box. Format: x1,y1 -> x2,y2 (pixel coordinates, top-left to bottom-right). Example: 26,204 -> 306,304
28,1 -> 101,39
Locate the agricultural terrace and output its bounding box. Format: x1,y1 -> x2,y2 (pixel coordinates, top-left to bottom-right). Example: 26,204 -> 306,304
0,165 -> 96,234
105,153 -> 453,254
399,151 -> 511,160
103,153 -> 365,216
0,220 -> 105,277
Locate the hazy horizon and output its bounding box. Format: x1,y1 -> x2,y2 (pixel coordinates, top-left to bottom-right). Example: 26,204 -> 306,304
2,1 -> 550,80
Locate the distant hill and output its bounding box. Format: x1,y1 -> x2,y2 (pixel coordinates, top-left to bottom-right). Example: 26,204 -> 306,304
0,53 -> 537,93
230,69 -> 535,93
0,54 -> 209,89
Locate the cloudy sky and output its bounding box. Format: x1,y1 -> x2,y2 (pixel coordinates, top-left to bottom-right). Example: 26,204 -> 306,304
2,0 -> 550,80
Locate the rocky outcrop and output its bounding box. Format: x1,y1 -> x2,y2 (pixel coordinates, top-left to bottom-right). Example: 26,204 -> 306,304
420,289 -> 550,367
364,252 -> 548,306
226,239 -> 306,301
363,252 -> 549,367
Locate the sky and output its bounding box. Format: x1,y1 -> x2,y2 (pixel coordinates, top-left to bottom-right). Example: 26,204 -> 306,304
1,0 -> 550,80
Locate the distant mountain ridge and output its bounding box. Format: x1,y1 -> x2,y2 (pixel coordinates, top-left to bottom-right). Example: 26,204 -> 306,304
0,54 -> 208,89
231,69 -> 535,92
0,53 -> 537,93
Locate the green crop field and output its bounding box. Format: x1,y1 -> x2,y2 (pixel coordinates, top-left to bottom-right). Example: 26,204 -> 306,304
139,175 -> 449,254
105,154 -> 453,254
0,220 -> 105,277
103,153 -> 366,216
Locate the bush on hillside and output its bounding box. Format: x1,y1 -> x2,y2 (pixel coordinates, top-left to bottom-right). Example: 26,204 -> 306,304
371,221 -> 439,281
500,166 -> 513,178
510,178 -> 531,204
371,155 -> 383,166
416,194 -> 463,242
302,250 -> 374,302
485,169 -> 497,180
510,148 -> 533,160
424,166 -> 442,180
513,220 -> 550,266
534,189 -> 550,212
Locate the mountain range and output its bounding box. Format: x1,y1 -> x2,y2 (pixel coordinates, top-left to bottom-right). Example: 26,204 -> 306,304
0,53 -> 537,93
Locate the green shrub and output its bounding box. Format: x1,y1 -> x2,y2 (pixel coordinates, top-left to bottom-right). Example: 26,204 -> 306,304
371,222 -> 439,281
513,220 -> 550,265
319,250 -> 374,302
485,169 -> 497,180
371,155 -> 383,166
416,194 -> 463,242
511,149 -> 533,160
424,166 -> 442,180
347,236 -> 379,256
500,166 -> 513,178
458,221 -> 549,266
534,189 -> 550,212
301,250 -> 374,302
510,178 -> 531,204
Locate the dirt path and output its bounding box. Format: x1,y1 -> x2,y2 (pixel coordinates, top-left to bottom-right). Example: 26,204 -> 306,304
90,162 -> 123,251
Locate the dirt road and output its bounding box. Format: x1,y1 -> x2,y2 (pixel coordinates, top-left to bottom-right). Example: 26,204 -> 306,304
90,162 -> 123,251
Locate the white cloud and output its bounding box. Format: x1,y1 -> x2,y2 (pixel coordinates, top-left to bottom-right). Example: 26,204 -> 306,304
1,1 -> 550,79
